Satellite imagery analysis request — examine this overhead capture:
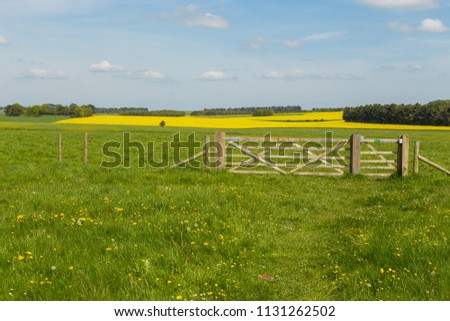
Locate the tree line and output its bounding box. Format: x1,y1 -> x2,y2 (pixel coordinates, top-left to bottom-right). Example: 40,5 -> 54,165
343,100 -> 450,126
95,107 -> 186,117
191,105 -> 302,116
3,103 -> 95,118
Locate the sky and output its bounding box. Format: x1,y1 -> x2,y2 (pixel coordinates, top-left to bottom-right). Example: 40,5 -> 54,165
1,0 -> 450,110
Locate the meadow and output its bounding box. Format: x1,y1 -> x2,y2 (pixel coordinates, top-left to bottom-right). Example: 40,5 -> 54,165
0,113 -> 449,301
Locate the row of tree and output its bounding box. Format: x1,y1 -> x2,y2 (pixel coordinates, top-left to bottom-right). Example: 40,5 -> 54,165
252,108 -> 274,116
119,109 -> 186,117
191,105 -> 302,116
94,107 -> 186,117
94,107 -> 147,114
311,107 -> 345,112
343,100 -> 450,126
4,103 -> 95,118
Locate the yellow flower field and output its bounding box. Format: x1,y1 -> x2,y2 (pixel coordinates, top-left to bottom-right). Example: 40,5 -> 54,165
57,111 -> 450,130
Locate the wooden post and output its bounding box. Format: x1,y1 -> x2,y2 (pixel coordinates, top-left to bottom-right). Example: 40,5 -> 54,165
58,132 -> 62,161
204,136 -> 210,168
264,134 -> 271,160
350,133 -> 361,175
413,141 -> 420,174
84,132 -> 88,165
397,134 -> 409,177
418,155 -> 450,176
214,131 -> 225,170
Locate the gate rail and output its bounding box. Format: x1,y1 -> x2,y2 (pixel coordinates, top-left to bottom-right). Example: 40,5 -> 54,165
173,131 -> 410,177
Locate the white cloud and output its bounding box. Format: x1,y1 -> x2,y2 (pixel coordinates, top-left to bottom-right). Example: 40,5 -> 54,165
326,73 -> 364,80
259,69 -> 362,81
358,0 -> 438,9
417,18 -> 449,32
89,60 -> 124,73
388,22 -> 414,32
198,71 -> 235,81
245,37 -> 267,51
163,5 -> 228,29
0,34 -> 9,45
184,12 -> 228,28
126,70 -> 168,81
260,71 -> 285,80
304,30 -> 347,41
19,68 -> 67,79
283,40 -> 302,48
407,63 -> 425,71
379,65 -> 396,71
260,70 -> 322,80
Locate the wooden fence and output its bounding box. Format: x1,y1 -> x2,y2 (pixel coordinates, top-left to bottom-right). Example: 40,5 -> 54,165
58,131 -> 415,177
174,131 -> 410,177
58,132 -> 89,165
413,141 -> 450,176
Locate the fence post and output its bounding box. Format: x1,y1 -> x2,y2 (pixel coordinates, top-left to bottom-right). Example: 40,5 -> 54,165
214,131 -> 225,170
203,136 -> 210,168
84,132 -> 88,165
350,133 -> 361,174
58,132 -> 62,161
413,141 -> 420,175
397,134 -> 409,177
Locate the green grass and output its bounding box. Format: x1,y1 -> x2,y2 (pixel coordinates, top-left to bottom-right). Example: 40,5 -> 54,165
0,112 -> 70,123
0,121 -> 449,301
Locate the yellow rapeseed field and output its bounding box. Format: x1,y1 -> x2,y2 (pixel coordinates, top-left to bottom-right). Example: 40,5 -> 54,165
57,111 -> 450,130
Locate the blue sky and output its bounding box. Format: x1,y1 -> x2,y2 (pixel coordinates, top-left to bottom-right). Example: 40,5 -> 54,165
1,0 -> 449,109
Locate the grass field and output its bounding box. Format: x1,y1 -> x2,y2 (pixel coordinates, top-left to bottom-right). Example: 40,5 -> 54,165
0,116 -> 449,301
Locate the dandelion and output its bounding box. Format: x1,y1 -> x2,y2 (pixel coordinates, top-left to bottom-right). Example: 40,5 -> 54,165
176,295 -> 183,300
68,266 -> 74,271
17,255 -> 25,261
16,214 -> 26,223
105,247 -> 112,252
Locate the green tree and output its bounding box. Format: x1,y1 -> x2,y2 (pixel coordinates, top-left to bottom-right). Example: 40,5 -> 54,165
4,103 -> 24,116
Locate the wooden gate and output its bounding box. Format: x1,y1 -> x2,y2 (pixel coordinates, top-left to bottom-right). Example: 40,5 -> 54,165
172,132 -> 410,177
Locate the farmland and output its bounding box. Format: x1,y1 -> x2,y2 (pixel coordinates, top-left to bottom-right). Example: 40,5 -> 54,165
57,112 -> 450,131
0,114 -> 449,301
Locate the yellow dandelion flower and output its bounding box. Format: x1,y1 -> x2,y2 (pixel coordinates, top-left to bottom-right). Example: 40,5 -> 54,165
116,208 -> 124,212
176,295 -> 183,300
17,255 -> 25,261
380,268 -> 384,274
25,251 -> 33,255
105,247 -> 113,252
68,266 -> 74,271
